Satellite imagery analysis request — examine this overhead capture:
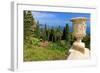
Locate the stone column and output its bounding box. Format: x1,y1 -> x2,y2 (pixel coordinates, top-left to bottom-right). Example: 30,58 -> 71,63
67,17 -> 90,60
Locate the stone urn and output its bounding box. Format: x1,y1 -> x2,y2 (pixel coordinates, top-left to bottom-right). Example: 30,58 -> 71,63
67,17 -> 90,60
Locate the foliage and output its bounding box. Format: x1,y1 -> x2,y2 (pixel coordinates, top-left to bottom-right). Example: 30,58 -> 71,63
49,28 -> 54,42
34,22 -> 40,38
62,24 -> 70,41
23,11 -> 90,61
82,34 -> 90,49
31,38 -> 40,46
24,41 -> 69,61
24,11 -> 36,39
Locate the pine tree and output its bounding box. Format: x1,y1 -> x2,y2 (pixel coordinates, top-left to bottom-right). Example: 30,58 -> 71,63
34,20 -> 40,38
24,10 -> 36,41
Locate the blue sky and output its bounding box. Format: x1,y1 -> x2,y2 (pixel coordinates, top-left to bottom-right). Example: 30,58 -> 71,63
32,11 -> 90,33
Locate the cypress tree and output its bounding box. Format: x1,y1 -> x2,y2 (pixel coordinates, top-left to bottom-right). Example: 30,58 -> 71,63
62,24 -> 70,41
65,24 -> 70,41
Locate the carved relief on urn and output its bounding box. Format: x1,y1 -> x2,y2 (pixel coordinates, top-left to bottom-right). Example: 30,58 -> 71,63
67,17 -> 90,60
71,17 -> 87,41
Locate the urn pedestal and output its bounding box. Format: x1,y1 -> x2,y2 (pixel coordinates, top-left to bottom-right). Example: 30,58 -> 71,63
67,17 -> 90,60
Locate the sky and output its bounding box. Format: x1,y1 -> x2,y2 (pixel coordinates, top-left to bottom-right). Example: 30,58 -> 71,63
32,11 -> 90,33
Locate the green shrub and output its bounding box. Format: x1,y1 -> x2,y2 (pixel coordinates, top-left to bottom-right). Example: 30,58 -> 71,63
31,38 -> 40,46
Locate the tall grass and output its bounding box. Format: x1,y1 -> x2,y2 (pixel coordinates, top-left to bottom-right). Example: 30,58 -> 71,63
24,38 -> 70,61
